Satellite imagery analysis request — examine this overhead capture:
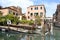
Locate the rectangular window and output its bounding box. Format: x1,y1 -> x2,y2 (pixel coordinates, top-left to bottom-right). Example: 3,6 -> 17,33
35,7 -> 38,10
30,13 -> 33,16
13,12 -> 15,15
9,10 -> 11,14
31,8 -> 33,10
40,12 -> 43,17
34,13 -> 38,16
16,13 -> 18,16
40,7 -> 42,9
56,11 -> 58,15
9,10 -> 12,14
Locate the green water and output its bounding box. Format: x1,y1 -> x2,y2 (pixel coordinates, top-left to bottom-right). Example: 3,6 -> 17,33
0,28 -> 60,40
0,31 -> 54,40
0,31 -> 27,40
0,31 -> 42,40
54,27 -> 60,40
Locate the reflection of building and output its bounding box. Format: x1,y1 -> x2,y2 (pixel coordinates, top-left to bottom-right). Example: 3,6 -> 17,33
0,6 -> 22,20
53,4 -> 60,26
26,5 -> 46,27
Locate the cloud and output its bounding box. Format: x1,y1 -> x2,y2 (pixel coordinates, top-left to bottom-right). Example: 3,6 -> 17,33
0,0 -> 60,17
31,0 -> 60,17
0,0 -> 34,13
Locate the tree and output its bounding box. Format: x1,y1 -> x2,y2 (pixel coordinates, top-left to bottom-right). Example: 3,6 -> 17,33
5,14 -> 19,24
0,11 -> 3,21
0,16 -> 6,25
35,16 -> 41,26
0,11 -> 2,16
0,13 -> 20,25
0,11 -> 6,25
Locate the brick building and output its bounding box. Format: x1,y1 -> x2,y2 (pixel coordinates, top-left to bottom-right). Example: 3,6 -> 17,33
0,6 -> 22,20
53,4 -> 60,26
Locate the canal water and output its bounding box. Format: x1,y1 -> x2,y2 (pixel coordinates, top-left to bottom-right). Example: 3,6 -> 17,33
53,27 -> 60,40
0,27 -> 60,40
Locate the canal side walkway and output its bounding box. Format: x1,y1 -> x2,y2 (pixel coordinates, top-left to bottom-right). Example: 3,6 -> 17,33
0,24 -> 36,34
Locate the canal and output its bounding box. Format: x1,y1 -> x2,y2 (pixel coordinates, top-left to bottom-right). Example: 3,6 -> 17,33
0,27 -> 60,40
54,27 -> 60,40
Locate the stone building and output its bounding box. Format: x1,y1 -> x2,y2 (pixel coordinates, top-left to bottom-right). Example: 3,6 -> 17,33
25,5 -> 46,27
53,4 -> 60,26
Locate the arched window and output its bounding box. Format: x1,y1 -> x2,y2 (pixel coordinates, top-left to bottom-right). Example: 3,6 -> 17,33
40,7 -> 42,9
35,7 -> 38,10
30,13 -> 33,16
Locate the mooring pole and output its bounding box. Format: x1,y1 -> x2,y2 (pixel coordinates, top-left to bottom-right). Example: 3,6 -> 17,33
41,26 -> 45,40
41,20 -> 46,40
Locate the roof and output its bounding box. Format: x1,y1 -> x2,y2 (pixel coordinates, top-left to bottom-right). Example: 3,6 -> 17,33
27,4 -> 45,8
0,6 -> 22,12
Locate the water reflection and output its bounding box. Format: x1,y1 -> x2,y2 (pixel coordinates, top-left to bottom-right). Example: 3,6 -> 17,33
0,31 -> 25,40
0,31 -> 55,40
54,27 -> 60,40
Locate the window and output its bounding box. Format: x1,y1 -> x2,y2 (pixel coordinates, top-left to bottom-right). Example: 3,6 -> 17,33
56,11 -> 58,15
31,8 -> 33,10
13,12 -> 15,15
40,12 -> 43,17
40,7 -> 42,9
9,10 -> 12,14
35,7 -> 38,10
28,16 -> 30,19
34,13 -> 38,16
28,12 -> 30,14
16,13 -> 18,16
30,13 -> 33,16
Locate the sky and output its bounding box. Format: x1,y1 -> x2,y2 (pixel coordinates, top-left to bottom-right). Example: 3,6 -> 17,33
0,0 -> 60,17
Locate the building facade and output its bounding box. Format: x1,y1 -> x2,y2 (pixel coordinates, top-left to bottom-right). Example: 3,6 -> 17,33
45,17 -> 52,26
26,5 -> 46,27
53,4 -> 60,26
0,6 -> 22,20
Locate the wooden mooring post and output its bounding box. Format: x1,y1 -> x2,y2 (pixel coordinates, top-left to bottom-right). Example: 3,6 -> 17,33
41,26 -> 45,40
41,20 -> 46,40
